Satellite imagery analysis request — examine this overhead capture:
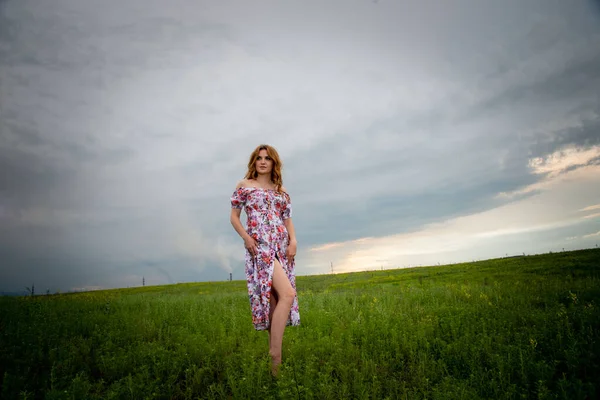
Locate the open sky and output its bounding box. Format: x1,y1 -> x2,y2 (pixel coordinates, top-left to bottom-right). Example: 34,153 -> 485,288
1,0 -> 599,294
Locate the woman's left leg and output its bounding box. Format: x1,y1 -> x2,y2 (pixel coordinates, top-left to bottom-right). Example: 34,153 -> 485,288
267,291 -> 278,349
268,257 -> 296,376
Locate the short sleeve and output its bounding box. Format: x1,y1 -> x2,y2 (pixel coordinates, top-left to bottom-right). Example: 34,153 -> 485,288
282,192 -> 292,219
230,188 -> 247,209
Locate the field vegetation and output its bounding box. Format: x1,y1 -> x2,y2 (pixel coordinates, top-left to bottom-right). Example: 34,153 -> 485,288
1,249 -> 599,399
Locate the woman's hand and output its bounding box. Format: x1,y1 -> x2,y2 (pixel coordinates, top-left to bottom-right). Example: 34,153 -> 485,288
244,235 -> 258,256
286,239 -> 297,262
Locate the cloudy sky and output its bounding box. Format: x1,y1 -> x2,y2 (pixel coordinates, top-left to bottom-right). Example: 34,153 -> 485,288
1,0 -> 599,294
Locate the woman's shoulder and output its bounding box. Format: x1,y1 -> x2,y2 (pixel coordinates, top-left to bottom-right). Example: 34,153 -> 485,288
235,179 -> 253,189
234,179 -> 288,193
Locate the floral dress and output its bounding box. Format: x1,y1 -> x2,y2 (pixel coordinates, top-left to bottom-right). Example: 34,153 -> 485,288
230,186 -> 301,331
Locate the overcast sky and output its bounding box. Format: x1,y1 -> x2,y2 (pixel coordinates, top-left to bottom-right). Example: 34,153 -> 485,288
1,0 -> 599,294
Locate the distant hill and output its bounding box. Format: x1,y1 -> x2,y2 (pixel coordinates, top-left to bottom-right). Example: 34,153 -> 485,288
0,291 -> 28,297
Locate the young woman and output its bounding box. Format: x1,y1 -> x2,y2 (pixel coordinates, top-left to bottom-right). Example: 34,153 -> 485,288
229,144 -> 300,376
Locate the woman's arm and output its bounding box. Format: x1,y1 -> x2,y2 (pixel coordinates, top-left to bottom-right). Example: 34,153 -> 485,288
230,182 -> 258,255
280,186 -> 296,244
284,217 -> 297,260
284,218 -> 296,244
230,208 -> 251,242
230,180 -> 252,242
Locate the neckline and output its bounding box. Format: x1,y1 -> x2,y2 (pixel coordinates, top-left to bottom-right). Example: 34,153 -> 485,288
241,186 -> 277,191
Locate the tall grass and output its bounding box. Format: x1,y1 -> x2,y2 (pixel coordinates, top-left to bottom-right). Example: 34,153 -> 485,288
1,249 -> 599,399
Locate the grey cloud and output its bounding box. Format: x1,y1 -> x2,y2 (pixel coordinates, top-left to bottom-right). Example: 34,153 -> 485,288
291,159 -> 541,248
1,115 -> 46,148
0,244 -> 228,292
530,115 -> 600,158
271,47 -> 599,249
0,132 -> 133,211
286,117 -> 574,246
3,0 -> 600,292
457,51 -> 600,125
0,147 -> 76,209
0,216 -> 238,291
0,247 -> 95,293
0,1 -> 233,71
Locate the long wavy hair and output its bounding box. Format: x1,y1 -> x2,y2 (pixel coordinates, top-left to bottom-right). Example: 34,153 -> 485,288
244,144 -> 284,192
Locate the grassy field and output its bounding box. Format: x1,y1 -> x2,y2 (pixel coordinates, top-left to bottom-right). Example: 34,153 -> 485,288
1,249 -> 599,399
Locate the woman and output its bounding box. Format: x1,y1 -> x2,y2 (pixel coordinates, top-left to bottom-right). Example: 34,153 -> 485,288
229,144 -> 300,376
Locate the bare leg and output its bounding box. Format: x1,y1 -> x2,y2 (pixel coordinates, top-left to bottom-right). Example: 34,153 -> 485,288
269,257 -> 296,376
267,291 -> 278,349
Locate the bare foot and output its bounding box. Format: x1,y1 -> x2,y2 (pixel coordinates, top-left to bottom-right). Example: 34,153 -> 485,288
271,362 -> 280,378
270,352 -> 281,378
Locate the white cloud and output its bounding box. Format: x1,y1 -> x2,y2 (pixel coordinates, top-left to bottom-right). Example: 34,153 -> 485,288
305,163 -> 600,274
580,204 -> 600,212
583,231 -> 600,238
498,144 -> 600,200
528,145 -> 600,176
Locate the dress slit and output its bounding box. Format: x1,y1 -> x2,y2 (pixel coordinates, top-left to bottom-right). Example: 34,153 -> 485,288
230,186 -> 300,331
266,251 -> 275,328
268,251 -> 296,328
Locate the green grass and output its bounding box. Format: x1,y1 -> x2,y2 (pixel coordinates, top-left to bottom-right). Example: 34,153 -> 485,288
1,249 -> 599,399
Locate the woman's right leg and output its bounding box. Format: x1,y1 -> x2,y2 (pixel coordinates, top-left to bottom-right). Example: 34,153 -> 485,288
269,257 -> 296,374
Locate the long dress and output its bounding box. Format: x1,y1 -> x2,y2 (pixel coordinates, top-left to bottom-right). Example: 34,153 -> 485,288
230,186 -> 301,331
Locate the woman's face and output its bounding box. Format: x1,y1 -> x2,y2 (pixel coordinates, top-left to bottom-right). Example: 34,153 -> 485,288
255,149 -> 273,175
